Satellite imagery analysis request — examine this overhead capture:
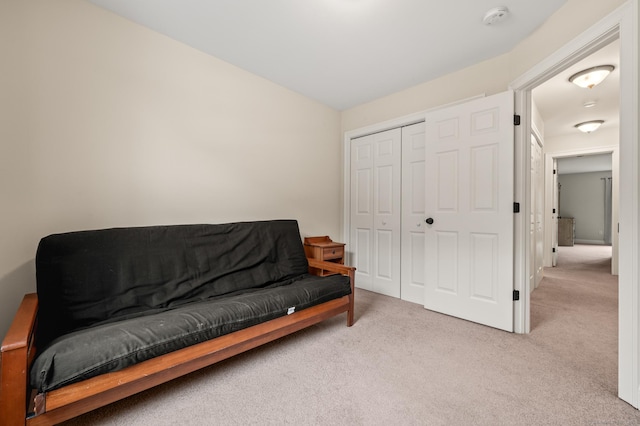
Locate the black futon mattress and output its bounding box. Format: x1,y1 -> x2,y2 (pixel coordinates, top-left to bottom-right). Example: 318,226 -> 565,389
30,220 -> 351,392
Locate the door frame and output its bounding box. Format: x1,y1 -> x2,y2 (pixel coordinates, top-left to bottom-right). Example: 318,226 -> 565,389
510,1 -> 638,407
543,146 -> 618,274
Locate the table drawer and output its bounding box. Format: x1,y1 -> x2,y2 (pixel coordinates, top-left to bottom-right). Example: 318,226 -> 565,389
322,246 -> 344,260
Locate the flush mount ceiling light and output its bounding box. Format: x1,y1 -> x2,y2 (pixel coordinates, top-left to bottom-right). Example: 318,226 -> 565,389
483,6 -> 510,25
569,65 -> 615,89
575,120 -> 604,133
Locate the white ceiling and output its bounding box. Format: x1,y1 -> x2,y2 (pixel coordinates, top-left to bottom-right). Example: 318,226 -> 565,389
88,0 -> 567,111
532,39 -> 619,174
532,39 -> 620,140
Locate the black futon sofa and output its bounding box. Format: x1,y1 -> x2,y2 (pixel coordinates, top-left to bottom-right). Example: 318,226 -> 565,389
0,220 -> 354,425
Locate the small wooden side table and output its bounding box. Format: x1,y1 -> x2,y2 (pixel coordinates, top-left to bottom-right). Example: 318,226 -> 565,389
303,236 -> 345,276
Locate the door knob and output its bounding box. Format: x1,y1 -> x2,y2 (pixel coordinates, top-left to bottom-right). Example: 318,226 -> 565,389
425,218 -> 434,225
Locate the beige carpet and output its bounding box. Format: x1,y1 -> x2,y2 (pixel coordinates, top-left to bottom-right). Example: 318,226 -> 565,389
63,245 -> 640,425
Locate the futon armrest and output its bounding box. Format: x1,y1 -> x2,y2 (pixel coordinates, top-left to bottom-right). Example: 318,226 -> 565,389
1,293 -> 38,426
307,258 -> 355,327
2,293 -> 38,352
306,258 -> 355,276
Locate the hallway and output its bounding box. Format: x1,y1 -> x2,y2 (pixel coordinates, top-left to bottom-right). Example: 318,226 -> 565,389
531,244 -> 617,395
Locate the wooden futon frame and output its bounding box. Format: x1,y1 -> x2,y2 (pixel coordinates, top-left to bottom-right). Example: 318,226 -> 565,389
0,259 -> 354,426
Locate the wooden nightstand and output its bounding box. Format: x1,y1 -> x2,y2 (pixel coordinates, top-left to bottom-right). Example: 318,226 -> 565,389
303,236 -> 345,276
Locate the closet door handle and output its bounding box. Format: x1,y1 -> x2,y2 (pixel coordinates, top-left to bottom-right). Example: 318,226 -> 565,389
425,218 -> 434,225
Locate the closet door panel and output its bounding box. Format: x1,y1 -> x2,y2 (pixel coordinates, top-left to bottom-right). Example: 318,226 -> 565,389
372,130 -> 401,297
401,123 -> 426,304
351,135 -> 375,291
350,128 -> 401,297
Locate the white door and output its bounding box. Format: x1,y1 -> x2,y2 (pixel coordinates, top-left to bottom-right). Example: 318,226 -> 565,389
350,128 -> 401,297
534,139 -> 544,286
423,91 -> 514,332
401,122 -> 426,304
530,135 -> 537,289
551,158 -> 559,267
530,134 -> 544,289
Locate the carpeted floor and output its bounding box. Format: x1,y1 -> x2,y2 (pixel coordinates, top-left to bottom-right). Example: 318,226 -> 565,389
63,244 -> 640,425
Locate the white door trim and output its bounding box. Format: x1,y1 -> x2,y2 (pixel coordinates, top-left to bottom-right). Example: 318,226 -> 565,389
509,0 -> 638,408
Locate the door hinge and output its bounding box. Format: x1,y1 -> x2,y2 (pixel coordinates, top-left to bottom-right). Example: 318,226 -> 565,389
513,202 -> 520,213
513,290 -> 520,301
514,115 -> 521,126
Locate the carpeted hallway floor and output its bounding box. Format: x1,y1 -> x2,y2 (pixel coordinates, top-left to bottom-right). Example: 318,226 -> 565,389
62,244 -> 640,425
530,244 -> 620,406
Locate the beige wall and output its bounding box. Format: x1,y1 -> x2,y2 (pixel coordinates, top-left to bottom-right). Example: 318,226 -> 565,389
532,100 -> 545,139
558,171 -> 612,243
545,127 -> 620,153
0,1 -> 342,337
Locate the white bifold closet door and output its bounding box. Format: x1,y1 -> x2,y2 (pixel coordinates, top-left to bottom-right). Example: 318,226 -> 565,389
350,128 -> 402,298
350,123 -> 426,303
400,123 -> 427,304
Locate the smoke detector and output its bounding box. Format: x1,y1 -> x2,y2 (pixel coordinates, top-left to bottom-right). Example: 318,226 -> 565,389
483,6 -> 510,25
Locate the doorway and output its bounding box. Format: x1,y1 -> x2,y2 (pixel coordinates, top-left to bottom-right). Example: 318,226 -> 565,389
555,154 -> 615,252
532,38 -> 620,276
527,39 -> 619,404
511,1 -> 637,408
